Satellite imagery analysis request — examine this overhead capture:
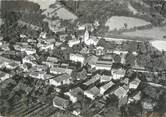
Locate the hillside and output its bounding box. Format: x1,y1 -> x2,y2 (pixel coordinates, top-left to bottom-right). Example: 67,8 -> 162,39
60,0 -> 165,25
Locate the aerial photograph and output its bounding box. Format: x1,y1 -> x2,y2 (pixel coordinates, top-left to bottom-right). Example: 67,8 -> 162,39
0,0 -> 166,117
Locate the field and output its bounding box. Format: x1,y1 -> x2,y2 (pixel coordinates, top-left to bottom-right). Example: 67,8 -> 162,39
56,7 -> 78,20
123,26 -> 166,40
28,0 -> 56,9
150,40 -> 166,51
105,16 -> 151,31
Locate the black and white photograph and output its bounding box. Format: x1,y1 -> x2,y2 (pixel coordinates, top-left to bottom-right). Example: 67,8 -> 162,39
0,0 -> 166,117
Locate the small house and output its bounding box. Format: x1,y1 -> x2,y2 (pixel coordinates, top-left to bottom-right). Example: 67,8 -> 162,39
49,74 -> 71,86
84,86 -> 100,100
53,96 -> 69,110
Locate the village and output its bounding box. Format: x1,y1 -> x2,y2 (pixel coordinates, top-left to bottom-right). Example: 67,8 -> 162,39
1,1 -> 166,117
0,20 -> 165,117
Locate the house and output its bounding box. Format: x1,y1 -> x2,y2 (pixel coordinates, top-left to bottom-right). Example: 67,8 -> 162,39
5,62 -> 19,70
100,75 -> 112,83
96,46 -> 105,56
44,38 -> 56,44
39,32 -> 47,39
53,96 -> 69,110
95,60 -> 113,70
72,108 -> 81,116
22,55 -> 37,66
1,43 -> 10,51
83,74 -> 101,87
68,39 -> 80,47
24,48 -> 36,55
70,53 -> 85,64
20,64 -> 29,72
50,67 -> 73,75
29,65 -> 47,72
84,86 -> 100,100
100,81 -> 115,95
111,68 -> 126,80
128,91 -> 141,104
40,43 -> 54,51
114,86 -> 128,99
29,71 -> 46,79
65,87 -> 84,103
59,34 -> 68,42
121,78 -> 129,85
49,74 -> 71,86
27,39 -> 37,43
77,23 -> 94,32
129,78 -> 141,89
42,56 -> 59,67
55,41 -> 63,47
20,34 -> 27,38
142,98 -> 157,111
86,55 -> 99,68
0,71 -> 11,83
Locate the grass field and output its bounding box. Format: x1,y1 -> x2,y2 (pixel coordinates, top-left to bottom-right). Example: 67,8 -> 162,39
105,16 -> 151,31
123,26 -> 166,40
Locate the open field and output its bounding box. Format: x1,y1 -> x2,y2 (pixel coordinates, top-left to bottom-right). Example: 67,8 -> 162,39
123,26 -> 166,40
105,16 -> 151,31
150,40 -> 166,51
28,0 -> 56,9
56,7 -> 78,20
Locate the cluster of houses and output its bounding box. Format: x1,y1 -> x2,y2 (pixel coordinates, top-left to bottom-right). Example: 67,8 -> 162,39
0,23 -> 153,116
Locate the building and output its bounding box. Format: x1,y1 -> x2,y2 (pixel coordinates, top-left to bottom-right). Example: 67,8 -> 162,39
100,81 -> 115,95
39,32 -> 47,39
86,55 -> 99,68
59,34 -> 68,42
114,86 -> 128,99
83,29 -> 98,46
0,71 -> 11,83
128,91 -> 141,104
111,68 -> 126,80
23,48 -> 36,55
100,75 -> 112,83
65,87 -> 84,103
40,43 -> 54,51
95,60 -> 113,70
68,39 -> 80,47
129,78 -> 141,89
29,71 -> 46,79
142,98 -> 157,111
42,56 -> 59,67
22,55 -> 37,66
53,96 -> 69,110
50,67 -> 73,75
49,74 -> 71,86
96,46 -> 105,56
70,53 -> 85,64
83,74 -> 101,87
5,62 -> 19,70
84,86 -> 100,100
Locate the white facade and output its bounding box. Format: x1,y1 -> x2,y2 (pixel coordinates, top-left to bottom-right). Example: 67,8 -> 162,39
84,91 -> 96,100
70,54 -> 85,64
100,81 -> 115,95
49,78 -> 70,86
112,69 -> 126,80
129,78 -> 141,89
65,92 -> 77,103
68,39 -> 80,47
0,72 -> 11,83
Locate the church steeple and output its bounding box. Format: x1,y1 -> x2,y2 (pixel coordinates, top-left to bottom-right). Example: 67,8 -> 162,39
83,28 -> 89,43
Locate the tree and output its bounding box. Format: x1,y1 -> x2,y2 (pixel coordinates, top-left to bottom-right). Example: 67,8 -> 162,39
114,54 -> 121,63
125,51 -> 136,67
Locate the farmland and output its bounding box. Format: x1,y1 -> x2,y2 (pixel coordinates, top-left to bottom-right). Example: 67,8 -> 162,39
105,16 -> 151,31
